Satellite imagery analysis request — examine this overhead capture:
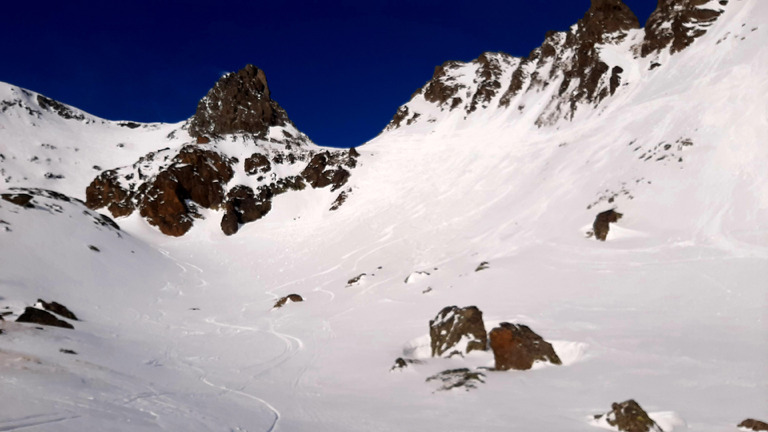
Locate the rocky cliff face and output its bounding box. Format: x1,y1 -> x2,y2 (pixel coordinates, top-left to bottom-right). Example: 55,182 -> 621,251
86,66 -> 359,237
641,0 -> 726,56
386,0 -> 727,131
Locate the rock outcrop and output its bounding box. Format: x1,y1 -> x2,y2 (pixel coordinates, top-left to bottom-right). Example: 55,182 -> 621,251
87,145 -> 236,236
86,64 -> 360,237
16,307 -> 74,329
188,65 -> 296,141
488,322 -> 561,370
1,192 -> 34,208
220,185 -> 272,236
429,306 -> 488,357
642,0 -> 725,56
593,400 -> 663,432
739,419 -> 768,432
593,209 -> 623,241
385,0 -> 727,131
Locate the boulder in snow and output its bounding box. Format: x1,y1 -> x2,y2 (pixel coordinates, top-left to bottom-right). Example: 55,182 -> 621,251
390,357 -> 422,371
273,294 -> 303,309
739,419 -> 768,431
593,209 -> 623,241
593,400 -> 663,432
1,192 -> 34,208
16,307 -> 74,329
36,299 -> 78,321
346,273 -> 366,287
404,271 -> 430,284
429,305 -> 488,357
488,322 -> 560,370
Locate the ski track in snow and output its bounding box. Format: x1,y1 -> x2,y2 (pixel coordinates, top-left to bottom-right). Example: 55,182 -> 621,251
0,414 -> 82,432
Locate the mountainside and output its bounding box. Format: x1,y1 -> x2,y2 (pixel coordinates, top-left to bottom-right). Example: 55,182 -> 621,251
1,1 -> 766,431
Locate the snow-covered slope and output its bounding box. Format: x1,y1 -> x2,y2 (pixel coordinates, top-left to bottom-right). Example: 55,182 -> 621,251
0,83 -> 188,198
1,0 -> 766,431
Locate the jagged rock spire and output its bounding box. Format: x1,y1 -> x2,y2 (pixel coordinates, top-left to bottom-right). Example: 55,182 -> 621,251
188,64 -> 292,139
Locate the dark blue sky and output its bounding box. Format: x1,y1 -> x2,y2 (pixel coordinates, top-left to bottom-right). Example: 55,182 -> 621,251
3,1 -> 655,148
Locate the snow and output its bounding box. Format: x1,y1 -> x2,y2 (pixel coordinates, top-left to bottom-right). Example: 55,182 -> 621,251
1,1 -> 767,430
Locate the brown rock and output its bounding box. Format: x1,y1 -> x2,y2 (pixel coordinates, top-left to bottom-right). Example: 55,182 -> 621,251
593,209 -> 623,241
244,153 -> 271,175
642,0 -> 724,56
220,185 -> 272,235
594,400 -> 663,432
429,306 -> 488,357
85,169 -> 135,217
1,193 -> 34,208
139,146 -> 235,236
300,152 -> 351,191
488,322 -> 561,370
188,64 -> 292,139
16,307 -> 74,329
739,419 -> 768,431
274,294 -> 303,309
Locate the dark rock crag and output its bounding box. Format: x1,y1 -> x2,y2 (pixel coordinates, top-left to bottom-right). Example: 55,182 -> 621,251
1,192 -> 34,208
386,0 -> 726,130
593,209 -> 623,241
188,64 -> 295,141
593,400 -> 663,432
86,65 -> 360,237
488,322 -> 561,370
429,306 -> 488,357
37,299 -> 78,321
642,0 -> 725,56
16,307 -> 74,329
87,145 -> 235,237
220,185 -> 272,236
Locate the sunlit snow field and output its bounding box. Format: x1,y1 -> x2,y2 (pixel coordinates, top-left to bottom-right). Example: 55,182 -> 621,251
1,1 -> 766,431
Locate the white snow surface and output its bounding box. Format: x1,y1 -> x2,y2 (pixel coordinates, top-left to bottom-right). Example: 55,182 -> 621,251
1,1 -> 767,430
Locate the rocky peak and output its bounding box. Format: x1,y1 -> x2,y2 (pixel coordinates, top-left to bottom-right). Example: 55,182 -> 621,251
641,0 -> 726,56
579,0 -> 640,42
187,64 -> 292,140
384,0 -> 727,133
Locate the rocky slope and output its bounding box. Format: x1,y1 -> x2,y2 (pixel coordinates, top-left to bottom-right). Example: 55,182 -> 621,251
386,0 -> 727,131
0,1 -> 766,429
84,65 -> 359,236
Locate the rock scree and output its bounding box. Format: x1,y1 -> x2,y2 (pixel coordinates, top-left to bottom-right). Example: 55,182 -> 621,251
425,368 -> 486,391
